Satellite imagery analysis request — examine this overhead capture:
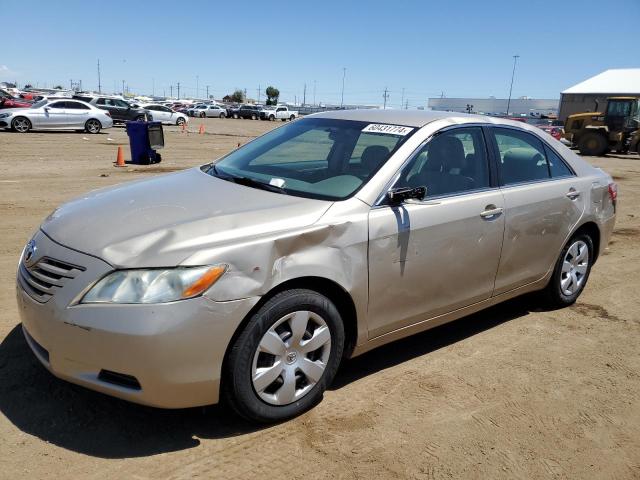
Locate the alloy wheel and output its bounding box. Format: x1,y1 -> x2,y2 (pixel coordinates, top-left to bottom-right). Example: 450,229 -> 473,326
13,117 -> 30,133
86,120 -> 100,133
251,310 -> 331,406
560,240 -> 589,296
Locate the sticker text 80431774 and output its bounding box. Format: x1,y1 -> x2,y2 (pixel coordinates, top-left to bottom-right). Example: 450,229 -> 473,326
361,124 -> 414,136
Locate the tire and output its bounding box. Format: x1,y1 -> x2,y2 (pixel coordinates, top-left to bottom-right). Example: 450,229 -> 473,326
11,116 -> 31,133
251,114 -> 257,120
233,114 -> 238,119
135,115 -> 146,122
223,289 -> 344,423
176,117 -> 186,126
219,113 -> 225,118
200,112 -> 206,118
269,114 -> 275,121
578,132 -> 608,156
542,233 -> 593,308
289,115 -> 295,121
85,119 -> 102,134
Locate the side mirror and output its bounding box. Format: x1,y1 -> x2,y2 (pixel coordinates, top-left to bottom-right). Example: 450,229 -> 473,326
387,186 -> 426,205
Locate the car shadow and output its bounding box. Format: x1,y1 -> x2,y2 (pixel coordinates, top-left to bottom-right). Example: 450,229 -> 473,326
0,294 -> 540,459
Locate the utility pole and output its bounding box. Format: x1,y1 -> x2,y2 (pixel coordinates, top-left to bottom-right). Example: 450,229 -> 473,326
313,80 -> 316,106
177,82 -> 181,100
206,85 -> 210,99
405,99 -> 409,110
383,87 -> 389,109
152,78 -> 155,96
170,85 -> 173,98
401,88 -> 405,110
244,88 -> 247,102
303,83 -> 306,106
257,84 -> 261,103
506,54 -> 520,116
122,80 -> 125,95
196,75 -> 199,98
97,59 -> 101,93
340,67 -> 346,108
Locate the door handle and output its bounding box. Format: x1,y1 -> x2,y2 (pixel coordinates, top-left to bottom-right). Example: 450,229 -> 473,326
566,188 -> 581,200
480,206 -> 504,219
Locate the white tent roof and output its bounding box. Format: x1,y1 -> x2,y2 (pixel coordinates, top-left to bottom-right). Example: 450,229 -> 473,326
562,69 -> 640,94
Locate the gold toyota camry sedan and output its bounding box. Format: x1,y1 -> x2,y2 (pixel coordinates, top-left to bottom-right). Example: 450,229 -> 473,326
16,110 -> 617,422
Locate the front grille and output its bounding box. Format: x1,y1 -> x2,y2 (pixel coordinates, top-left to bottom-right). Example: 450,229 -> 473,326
18,257 -> 85,303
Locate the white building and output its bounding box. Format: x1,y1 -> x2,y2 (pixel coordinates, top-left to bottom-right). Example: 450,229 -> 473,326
427,97 -> 558,116
559,68 -> 640,121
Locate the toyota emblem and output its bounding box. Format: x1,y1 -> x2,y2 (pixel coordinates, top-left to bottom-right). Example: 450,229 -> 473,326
24,239 -> 37,265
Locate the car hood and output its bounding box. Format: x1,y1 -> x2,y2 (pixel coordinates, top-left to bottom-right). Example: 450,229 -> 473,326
41,167 -> 333,268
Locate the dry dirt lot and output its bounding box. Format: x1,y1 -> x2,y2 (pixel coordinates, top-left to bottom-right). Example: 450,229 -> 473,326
0,118 -> 639,479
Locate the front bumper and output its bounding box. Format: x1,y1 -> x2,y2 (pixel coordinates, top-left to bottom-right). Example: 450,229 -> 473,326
16,230 -> 259,408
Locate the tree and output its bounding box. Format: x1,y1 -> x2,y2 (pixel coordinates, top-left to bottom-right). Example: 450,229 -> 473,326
24,84 -> 33,89
53,85 -> 63,90
229,89 -> 244,103
265,86 -> 280,105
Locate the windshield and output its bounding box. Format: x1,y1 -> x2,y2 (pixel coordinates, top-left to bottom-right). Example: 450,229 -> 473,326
31,99 -> 48,108
203,118 -> 415,200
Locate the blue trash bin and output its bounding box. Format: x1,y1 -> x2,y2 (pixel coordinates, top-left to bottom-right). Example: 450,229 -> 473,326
125,121 -> 164,165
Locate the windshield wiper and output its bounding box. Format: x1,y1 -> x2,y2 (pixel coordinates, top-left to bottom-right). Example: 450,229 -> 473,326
210,165 -> 286,194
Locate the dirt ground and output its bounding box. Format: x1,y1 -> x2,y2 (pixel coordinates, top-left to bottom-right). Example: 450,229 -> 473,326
1,118 -> 639,479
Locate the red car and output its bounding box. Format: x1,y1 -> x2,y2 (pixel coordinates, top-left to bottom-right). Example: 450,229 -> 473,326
0,89 -> 31,109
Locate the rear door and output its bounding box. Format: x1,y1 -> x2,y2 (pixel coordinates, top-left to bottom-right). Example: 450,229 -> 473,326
489,126 -> 585,295
368,126 -> 505,336
63,101 -> 91,128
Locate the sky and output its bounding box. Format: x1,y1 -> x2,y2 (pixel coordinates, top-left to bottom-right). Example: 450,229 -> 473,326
1,0 -> 639,107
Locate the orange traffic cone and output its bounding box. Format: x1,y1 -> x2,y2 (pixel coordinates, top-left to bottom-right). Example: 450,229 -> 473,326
115,146 -> 125,167
198,124 -> 205,135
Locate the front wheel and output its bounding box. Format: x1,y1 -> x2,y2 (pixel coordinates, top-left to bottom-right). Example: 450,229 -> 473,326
289,115 -> 295,121
542,233 -> 593,308
176,117 -> 186,126
219,113 -> 225,118
200,112 -> 206,118
12,116 -> 31,133
135,115 -> 147,122
223,289 -> 344,423
251,114 -> 257,120
85,119 -> 102,134
578,132 -> 608,156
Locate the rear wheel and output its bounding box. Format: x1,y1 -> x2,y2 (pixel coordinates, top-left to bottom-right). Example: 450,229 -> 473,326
269,114 -> 275,121
542,233 -> 593,308
251,114 -> 257,120
578,132 -> 608,156
12,116 -> 31,133
85,119 -> 102,134
219,113 -> 225,118
200,112 -> 206,118
223,289 -> 344,423
176,117 -> 186,126
233,113 -> 238,119
135,115 -> 147,122
289,115 -> 295,121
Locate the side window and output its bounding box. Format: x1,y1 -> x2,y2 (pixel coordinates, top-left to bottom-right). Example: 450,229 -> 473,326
66,101 -> 89,110
96,98 -> 106,105
493,129 -> 550,185
48,102 -> 65,109
544,145 -> 574,178
396,127 -> 490,197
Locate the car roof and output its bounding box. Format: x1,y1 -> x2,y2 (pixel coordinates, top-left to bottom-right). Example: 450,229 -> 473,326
308,109 -> 485,127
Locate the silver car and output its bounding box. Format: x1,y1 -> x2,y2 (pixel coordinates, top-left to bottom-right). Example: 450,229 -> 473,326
0,98 -> 113,133
16,110 -> 616,422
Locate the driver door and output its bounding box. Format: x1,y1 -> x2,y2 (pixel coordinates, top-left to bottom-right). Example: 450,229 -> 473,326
367,126 -> 505,337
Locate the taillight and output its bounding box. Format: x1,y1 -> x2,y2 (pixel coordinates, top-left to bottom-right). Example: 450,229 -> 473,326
608,182 -> 618,203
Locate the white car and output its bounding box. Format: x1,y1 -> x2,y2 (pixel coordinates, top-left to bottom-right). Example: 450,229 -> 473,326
0,98 -> 113,133
140,104 -> 188,126
260,105 -> 299,121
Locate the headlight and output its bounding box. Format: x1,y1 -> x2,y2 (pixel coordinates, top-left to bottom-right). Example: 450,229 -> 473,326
81,265 -> 226,304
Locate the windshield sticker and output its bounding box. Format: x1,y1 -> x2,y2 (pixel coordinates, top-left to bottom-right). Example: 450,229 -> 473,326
362,124 -> 414,136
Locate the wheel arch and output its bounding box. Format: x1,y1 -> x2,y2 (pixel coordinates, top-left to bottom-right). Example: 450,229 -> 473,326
221,276 -> 359,380
571,221 -> 601,263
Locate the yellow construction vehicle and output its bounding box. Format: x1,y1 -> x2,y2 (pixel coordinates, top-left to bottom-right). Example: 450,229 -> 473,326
563,97 -> 640,156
